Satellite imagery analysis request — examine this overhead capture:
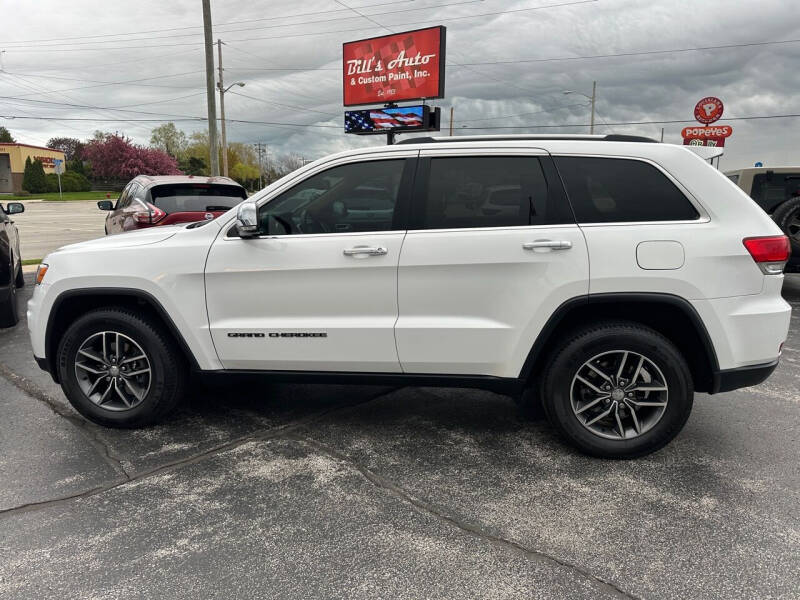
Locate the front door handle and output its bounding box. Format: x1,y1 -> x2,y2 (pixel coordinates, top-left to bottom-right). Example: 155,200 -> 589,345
343,246 -> 388,256
523,240 -> 573,251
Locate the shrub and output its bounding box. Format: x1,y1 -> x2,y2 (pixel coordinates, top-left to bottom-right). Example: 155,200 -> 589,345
45,173 -> 60,193
43,171 -> 92,193
22,158 -> 47,194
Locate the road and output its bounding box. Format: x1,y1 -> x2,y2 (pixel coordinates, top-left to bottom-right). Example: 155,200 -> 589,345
0,274 -> 798,599
12,199 -> 108,260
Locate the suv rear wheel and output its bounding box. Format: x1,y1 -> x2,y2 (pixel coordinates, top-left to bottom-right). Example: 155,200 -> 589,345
541,321 -> 693,458
57,308 -> 186,427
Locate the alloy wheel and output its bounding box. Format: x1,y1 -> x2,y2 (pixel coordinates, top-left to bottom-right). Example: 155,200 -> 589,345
570,350 -> 669,440
74,331 -> 152,411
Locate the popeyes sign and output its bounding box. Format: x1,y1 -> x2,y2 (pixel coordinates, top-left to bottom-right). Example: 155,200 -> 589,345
683,97 -> 732,147
343,26 -> 446,107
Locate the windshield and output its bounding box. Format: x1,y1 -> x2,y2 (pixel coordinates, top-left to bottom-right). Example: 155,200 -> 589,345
150,184 -> 246,214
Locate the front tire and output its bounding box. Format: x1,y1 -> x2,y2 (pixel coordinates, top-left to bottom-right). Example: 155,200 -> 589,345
541,321 -> 693,458
57,308 -> 187,427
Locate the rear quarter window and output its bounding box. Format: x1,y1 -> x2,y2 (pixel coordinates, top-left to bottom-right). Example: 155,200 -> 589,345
554,156 -> 699,223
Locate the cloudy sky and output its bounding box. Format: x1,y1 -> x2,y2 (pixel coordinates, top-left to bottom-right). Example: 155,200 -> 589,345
1,0 -> 798,170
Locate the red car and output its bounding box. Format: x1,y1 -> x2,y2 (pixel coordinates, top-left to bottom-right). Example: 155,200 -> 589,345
98,175 -> 247,234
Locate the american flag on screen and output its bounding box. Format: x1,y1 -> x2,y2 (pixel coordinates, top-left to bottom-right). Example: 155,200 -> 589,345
369,110 -> 423,129
345,106 -> 425,134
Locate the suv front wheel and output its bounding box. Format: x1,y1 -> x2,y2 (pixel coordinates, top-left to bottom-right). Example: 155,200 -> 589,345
541,321 -> 693,458
57,308 -> 186,427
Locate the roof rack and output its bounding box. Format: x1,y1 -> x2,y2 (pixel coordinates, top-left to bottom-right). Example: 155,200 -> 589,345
395,133 -> 659,145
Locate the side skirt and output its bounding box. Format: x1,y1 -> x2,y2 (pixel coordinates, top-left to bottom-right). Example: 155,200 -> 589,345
196,369 -> 525,396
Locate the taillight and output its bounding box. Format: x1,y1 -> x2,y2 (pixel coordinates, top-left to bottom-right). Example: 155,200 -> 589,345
133,203 -> 166,225
743,235 -> 791,274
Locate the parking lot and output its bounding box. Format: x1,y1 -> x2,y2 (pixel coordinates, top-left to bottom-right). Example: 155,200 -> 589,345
0,216 -> 798,598
13,199 -> 108,260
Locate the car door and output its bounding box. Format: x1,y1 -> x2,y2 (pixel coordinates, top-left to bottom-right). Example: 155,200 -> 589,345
395,148 -> 590,378
108,184 -> 131,233
0,206 -> 12,289
205,152 -> 416,372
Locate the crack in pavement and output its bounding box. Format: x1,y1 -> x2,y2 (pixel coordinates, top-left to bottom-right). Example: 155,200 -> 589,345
289,433 -> 642,600
0,362 -> 132,478
0,386 -> 393,519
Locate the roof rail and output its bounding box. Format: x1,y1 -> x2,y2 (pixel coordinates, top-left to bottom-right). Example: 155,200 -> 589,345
395,133 -> 659,145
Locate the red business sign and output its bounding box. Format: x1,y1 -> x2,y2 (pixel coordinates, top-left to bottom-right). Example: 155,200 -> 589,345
682,125 -> 732,147
694,96 -> 724,124
343,26 -> 446,107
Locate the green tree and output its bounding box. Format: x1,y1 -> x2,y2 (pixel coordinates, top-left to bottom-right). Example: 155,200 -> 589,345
22,157 -> 47,194
0,127 -> 15,143
150,122 -> 188,159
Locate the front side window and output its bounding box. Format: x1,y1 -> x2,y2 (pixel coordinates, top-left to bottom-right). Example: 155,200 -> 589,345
257,159 -> 406,235
555,156 -> 700,223
420,156 -> 565,230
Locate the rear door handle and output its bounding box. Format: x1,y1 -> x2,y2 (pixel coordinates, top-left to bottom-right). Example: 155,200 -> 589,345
343,246 -> 388,256
523,240 -> 572,251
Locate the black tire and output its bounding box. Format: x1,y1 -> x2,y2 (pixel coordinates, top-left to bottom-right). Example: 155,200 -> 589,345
0,255 -> 19,328
57,307 -> 187,427
541,321 -> 693,459
15,261 -> 24,288
772,197 -> 800,253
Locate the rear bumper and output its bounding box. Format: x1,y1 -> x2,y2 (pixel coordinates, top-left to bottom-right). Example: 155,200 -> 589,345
711,359 -> 779,394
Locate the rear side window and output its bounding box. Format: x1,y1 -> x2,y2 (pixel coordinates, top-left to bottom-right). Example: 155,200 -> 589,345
150,184 -> 246,214
555,157 -> 699,223
420,156 -> 569,230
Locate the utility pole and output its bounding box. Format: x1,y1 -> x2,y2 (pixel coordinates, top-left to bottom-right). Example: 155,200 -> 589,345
202,0 -> 219,176
253,142 -> 267,188
217,39 -> 228,177
589,80 -> 596,134
449,106 -> 454,136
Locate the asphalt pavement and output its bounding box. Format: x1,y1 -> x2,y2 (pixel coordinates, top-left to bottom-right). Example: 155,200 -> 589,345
0,274 -> 798,599
11,199 -> 108,260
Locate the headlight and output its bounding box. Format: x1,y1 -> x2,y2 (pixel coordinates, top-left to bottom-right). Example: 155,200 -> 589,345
35,263 -> 49,285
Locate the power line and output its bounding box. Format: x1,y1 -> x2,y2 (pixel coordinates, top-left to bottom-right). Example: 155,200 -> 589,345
458,113 -> 800,130
457,102 -> 590,122
4,112 -> 800,129
2,0 -> 597,52
0,0 -> 482,45
227,90 -> 338,117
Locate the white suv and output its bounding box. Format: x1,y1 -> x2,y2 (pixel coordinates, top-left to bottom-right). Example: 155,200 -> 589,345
27,135 -> 792,458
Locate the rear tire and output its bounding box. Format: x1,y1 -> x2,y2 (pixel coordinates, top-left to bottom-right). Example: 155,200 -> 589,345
772,197 -> 800,253
57,308 -> 187,427
0,255 -> 19,328
541,321 -> 693,458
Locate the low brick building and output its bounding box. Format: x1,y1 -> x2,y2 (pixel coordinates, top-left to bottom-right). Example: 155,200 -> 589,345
0,143 -> 66,194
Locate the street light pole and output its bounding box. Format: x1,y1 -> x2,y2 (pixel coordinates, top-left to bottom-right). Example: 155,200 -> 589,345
563,81 -> 597,134
217,39 -> 228,177
201,0 -> 219,176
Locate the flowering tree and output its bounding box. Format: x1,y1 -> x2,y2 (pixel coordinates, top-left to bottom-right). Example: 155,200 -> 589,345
82,134 -> 181,178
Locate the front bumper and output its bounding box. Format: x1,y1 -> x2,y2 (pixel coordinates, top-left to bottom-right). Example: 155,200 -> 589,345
711,359 -> 779,394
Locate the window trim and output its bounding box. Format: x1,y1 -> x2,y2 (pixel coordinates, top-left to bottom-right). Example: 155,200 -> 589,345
409,153 -> 576,232
222,155 -> 418,240
552,153 -> 710,226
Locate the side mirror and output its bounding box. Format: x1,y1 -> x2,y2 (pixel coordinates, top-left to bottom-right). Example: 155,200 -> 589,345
236,201 -> 259,237
97,200 -> 114,211
6,202 -> 24,215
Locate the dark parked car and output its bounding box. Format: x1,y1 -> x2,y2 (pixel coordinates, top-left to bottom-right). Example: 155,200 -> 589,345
98,175 -> 247,234
0,201 -> 25,328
